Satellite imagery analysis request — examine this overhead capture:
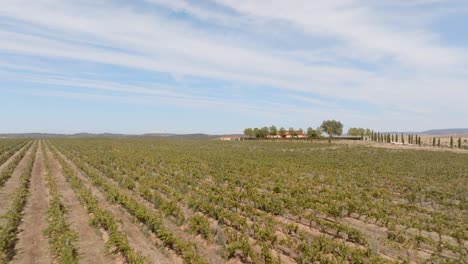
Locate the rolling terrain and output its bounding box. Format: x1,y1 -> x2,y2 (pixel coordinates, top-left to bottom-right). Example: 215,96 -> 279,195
0,138 -> 466,263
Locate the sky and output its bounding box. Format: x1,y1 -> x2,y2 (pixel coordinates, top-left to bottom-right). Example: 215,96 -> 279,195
1,0 -> 467,134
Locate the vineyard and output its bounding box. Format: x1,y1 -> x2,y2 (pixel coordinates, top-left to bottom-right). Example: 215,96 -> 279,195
0,138 -> 466,264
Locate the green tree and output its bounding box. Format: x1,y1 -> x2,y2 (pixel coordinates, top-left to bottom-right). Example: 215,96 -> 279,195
458,137 -> 462,148
288,127 -> 295,138
254,128 -> 260,138
243,128 -> 253,137
438,138 -> 440,147
269,125 -> 277,136
320,120 -> 343,138
306,127 -> 318,138
450,136 -> 454,148
279,127 -> 286,137
365,129 -> 372,137
315,127 -> 323,137
433,137 -> 436,147
260,127 -> 269,138
402,133 -> 405,144
347,128 -> 357,136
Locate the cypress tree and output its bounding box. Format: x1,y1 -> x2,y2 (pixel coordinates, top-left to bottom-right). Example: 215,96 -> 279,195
450,136 -> 454,148
418,137 -> 421,146
408,135 -> 411,144
391,134 -> 394,142
438,138 -> 440,147
402,134 -> 405,144
396,133 -> 399,142
459,137 -> 462,148
432,137 -> 436,147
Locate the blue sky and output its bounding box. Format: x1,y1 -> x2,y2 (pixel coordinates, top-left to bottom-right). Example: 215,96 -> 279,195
1,0 -> 467,134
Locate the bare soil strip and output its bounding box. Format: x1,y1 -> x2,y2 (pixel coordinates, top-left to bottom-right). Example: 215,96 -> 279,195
0,144 -> 35,220
44,144 -> 116,264
0,143 -> 30,173
12,142 -> 52,264
53,145 -> 179,264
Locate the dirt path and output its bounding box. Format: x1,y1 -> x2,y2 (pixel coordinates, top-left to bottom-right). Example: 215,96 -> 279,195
0,143 -> 35,221
339,140 -> 468,154
12,142 -> 52,264
43,144 -> 117,264
0,142 -> 30,173
52,145 -> 180,264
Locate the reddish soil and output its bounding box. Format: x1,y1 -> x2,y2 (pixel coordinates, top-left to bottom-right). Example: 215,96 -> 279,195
54,147 -> 180,264
44,144 -> 117,264
339,140 -> 468,153
0,143 -> 30,172
0,144 -> 35,221
12,142 -> 52,264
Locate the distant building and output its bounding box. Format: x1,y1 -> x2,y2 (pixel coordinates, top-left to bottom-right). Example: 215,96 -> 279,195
219,136 -> 242,141
282,131 -> 307,139
266,135 -> 282,139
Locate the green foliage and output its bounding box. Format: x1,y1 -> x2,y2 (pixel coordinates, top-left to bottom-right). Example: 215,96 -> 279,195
321,120 -> 343,137
269,125 -> 277,136
347,128 -> 371,137
50,147 -> 147,264
43,143 -> 79,264
188,215 -> 211,241
47,138 -> 468,263
279,127 -> 286,137
243,128 -> 254,137
0,142 -> 37,263
0,141 -> 31,187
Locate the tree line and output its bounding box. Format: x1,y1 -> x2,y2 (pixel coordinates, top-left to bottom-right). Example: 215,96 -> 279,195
243,122 -> 465,149
370,132 -> 465,149
244,120 -> 347,139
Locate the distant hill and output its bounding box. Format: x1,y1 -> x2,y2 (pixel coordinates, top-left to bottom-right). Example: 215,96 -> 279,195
382,128 -> 468,135
0,132 -> 229,140
420,128 -> 468,135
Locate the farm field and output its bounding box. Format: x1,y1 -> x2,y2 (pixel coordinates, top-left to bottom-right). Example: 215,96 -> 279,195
0,138 -> 466,264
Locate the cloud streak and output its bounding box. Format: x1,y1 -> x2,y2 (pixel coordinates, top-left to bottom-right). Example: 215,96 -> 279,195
1,0 -> 467,132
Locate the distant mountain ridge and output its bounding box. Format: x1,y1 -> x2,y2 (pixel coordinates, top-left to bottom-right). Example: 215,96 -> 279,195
419,128 -> 468,135
383,128 -> 468,135
382,128 -> 468,135
0,132 -> 241,139
1,128 -> 466,139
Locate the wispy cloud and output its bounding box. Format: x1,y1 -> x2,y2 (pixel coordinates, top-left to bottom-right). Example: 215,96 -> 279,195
1,0 -> 467,132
